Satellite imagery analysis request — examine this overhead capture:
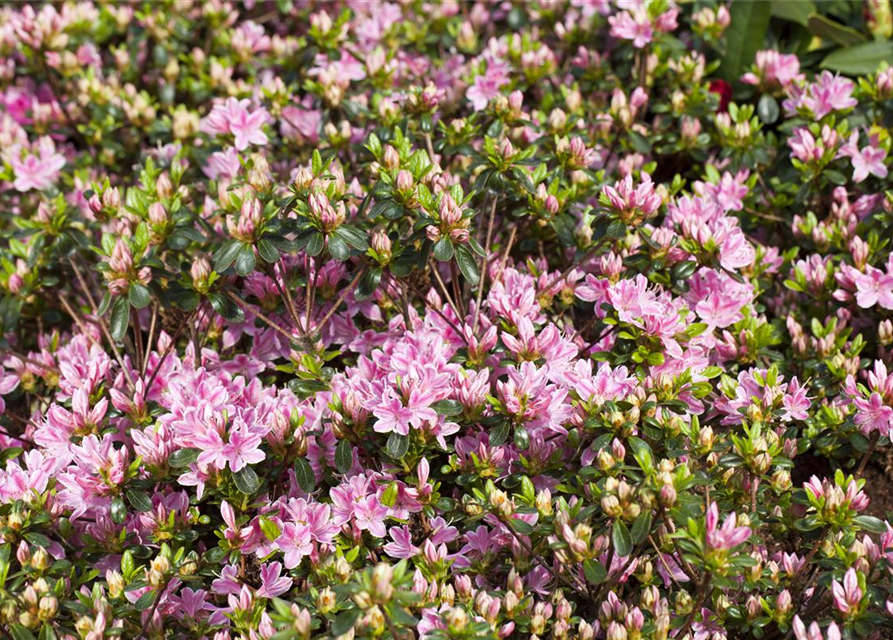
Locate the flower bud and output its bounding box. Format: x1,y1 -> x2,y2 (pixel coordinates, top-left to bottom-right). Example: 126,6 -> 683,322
370,229 -> 392,263
880,319 -> 893,346
148,202 -> 168,225
396,170 -> 414,192
109,240 -> 133,273
383,145 -> 400,170
156,173 -> 173,200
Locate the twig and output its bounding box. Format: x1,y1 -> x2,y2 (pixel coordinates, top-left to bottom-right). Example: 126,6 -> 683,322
428,261 -> 463,321
472,197 -> 498,333
224,291 -> 296,341
63,261 -> 136,392
315,267 -> 366,333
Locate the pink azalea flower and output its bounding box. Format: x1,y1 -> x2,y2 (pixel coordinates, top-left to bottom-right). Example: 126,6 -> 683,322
10,137 -> 66,192
201,97 -> 269,151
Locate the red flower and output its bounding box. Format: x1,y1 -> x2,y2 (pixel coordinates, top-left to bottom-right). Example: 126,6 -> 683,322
709,79 -> 732,112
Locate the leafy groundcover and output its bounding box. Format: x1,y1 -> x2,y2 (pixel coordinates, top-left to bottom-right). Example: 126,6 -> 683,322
2,2 -> 893,640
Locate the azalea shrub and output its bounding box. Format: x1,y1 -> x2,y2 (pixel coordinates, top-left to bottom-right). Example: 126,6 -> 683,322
4,1 -> 893,640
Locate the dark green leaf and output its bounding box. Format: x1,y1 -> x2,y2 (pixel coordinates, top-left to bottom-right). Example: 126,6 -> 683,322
853,515 -> 886,533
387,433 -> 409,459
111,497 -> 127,524
332,608 -> 361,636
718,1 -> 771,83
612,519 -> 633,557
233,466 -> 260,495
510,518 -> 534,534
433,237 -> 454,261
168,448 -> 201,468
213,239 -> 243,272
431,399 -> 463,416
234,244 -> 256,276
489,421 -> 510,447
24,533 -> 51,548
335,440 -> 352,473
9,625 -> 36,640
583,559 -> 607,585
306,232 -> 324,257
455,245 -> 480,285
109,295 -> 130,342
355,267 -> 382,301
256,238 -> 280,263
134,590 -> 156,611
328,234 -> 350,261
294,457 -> 315,493
630,511 -> 653,544
128,283 -> 151,309
126,489 -> 154,513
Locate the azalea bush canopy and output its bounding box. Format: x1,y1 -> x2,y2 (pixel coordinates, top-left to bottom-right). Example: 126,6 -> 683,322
4,1 -> 893,640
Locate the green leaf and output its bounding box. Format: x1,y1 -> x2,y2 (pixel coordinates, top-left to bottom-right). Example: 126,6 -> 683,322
431,399 -> 463,416
213,239 -> 243,272
612,519 -> 633,557
9,624 -> 36,640
757,94 -> 780,124
771,0 -> 815,25
630,511 -> 653,544
510,518 -> 534,534
24,533 -> 51,548
233,466 -> 260,495
168,448 -> 201,468
821,40 -> 893,76
331,608 -> 361,636
335,440 -> 352,473
387,433 -> 409,459
328,234 -> 350,261
355,267 -> 382,301
234,244 -> 256,276
583,559 -> 607,585
718,1 -> 771,83
853,515 -> 887,533
808,13 -> 867,47
433,237 -> 454,261
334,225 -> 369,251
109,295 -> 130,342
134,589 -> 156,611
111,497 -> 127,524
380,482 -> 399,507
294,458 -> 315,493
305,232 -> 325,257
128,283 -> 151,309
126,489 -> 154,513
455,245 -> 480,285
256,238 -> 280,263
259,516 -> 281,541
489,421 -> 510,447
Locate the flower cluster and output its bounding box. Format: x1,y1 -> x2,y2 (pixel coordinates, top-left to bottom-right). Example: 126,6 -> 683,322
1,2 -> 893,640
